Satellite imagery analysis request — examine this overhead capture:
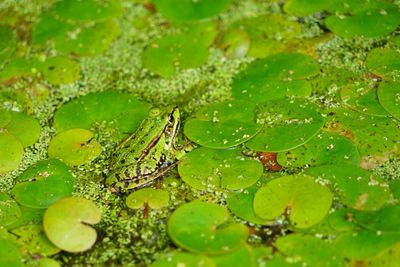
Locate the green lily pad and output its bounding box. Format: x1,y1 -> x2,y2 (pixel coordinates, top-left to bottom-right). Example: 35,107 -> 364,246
284,0 -> 330,16
333,229 -> 400,260
246,99 -> 325,152
150,251 -> 215,267
340,80 -> 388,116
26,258 -> 60,267
389,179 -> 400,199
211,245 -> 254,267
43,197 -> 101,253
253,174 -> 332,228
152,0 -> 231,22
51,0 -> 123,22
178,147 -> 263,190
126,188 -> 169,209
6,206 -> 46,230
11,159 -> 75,209
0,58 -> 36,83
48,128 -> 102,166
4,111 -> 41,147
31,12 -> 73,45
276,234 -> 345,267
168,201 -> 248,255
37,56 -> 80,85
184,100 -> 261,149
232,53 -> 319,103
0,132 -> 23,174
366,48 -> 400,78
366,243 -> 400,267
325,1 -> 400,38
0,109 -> 11,127
0,192 -> 21,227
217,28 -> 249,58
305,164 -> 390,210
351,204 -> 400,233
10,224 -> 60,256
228,15 -> 302,58
0,237 -> 23,267
142,23 -> 216,77
53,91 -> 150,134
277,131 -> 360,167
378,81 -> 400,120
0,25 -> 16,62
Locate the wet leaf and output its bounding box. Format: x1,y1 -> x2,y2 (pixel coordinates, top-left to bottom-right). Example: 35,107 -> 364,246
5,111 -> 41,147
366,48 -> 400,78
0,192 -> 21,227
37,56 -> 80,85
126,188 -> 169,209
378,81 -> 400,120
0,132 -> 23,174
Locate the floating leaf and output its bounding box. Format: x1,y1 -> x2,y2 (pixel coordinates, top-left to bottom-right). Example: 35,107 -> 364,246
217,28 -> 249,58
126,188 -> 169,209
184,100 -> 261,149
366,48 -> 400,78
277,131 -> 360,167
232,53 -> 319,103
0,192 -> 21,227
43,197 -> 101,253
37,56 -> 80,85
150,251 -> 215,267
378,81 -> 400,120
178,147 -> 263,190
0,58 -> 36,83
0,109 -> 10,127
152,0 -> 231,22
48,128 -> 102,166
253,174 -> 332,228
4,111 -> 41,147
0,132 -> 23,174
12,159 -> 75,209
6,206 -> 45,230
0,25 -> 16,62
246,99 -> 325,152
284,0 -> 330,16
26,258 -> 60,267
168,201 -> 248,255
53,91 -> 150,134
0,237 -> 23,267
211,246 -> 254,267
351,204 -> 400,233
305,164 -> 390,210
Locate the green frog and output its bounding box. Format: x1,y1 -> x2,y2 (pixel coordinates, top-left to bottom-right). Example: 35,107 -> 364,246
105,106 -> 188,193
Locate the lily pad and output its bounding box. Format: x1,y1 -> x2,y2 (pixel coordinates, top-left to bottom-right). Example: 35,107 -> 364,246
53,91 -> 150,134
37,56 -> 80,85
126,188 -> 169,209
351,204 -> 400,233
366,48 -> 400,78
284,0 -> 330,16
10,224 -> 60,256
0,132 -> 23,174
0,192 -> 21,227
43,197 -> 101,253
253,174 -> 332,228
48,128 -> 102,166
0,25 -> 16,62
168,201 -> 248,255
6,206 -> 46,230
0,109 -> 10,127
11,159 -> 75,208
378,81 -> 400,120
325,1 -> 400,38
211,245 -> 254,267
217,28 -> 249,58
0,58 -> 36,83
184,100 -> 261,149
305,164 -> 390,210
0,237 -> 23,267
277,131 -> 360,167
152,0 -> 231,22
246,99 -> 325,152
150,251 -> 215,267
26,258 -> 60,267
178,147 -> 263,190
4,111 -> 41,147
232,53 -> 319,103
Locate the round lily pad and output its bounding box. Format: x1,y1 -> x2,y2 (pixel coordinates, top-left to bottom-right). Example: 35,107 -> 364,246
184,100 -> 261,149
246,99 -> 325,152
178,147 -> 263,190
0,25 -> 15,62
0,132 -> 23,174
253,174 -> 332,228
126,188 -> 169,209
217,28 -> 249,58
0,109 -> 11,127
168,201 -> 248,255
152,0 -> 231,22
53,91 -> 150,134
31,12 -> 74,45
305,164 -> 390,210
51,0 -> 123,22
37,56 -> 80,85
211,245 -> 254,267
5,111 -> 41,147
48,128 -> 102,166
11,159 -> 75,209
325,1 -> 400,38
43,197 -> 101,253
0,58 -> 36,83
284,0 -> 330,16
366,48 -> 400,78
277,131 -> 360,167
351,204 -> 400,233
10,224 -> 60,256
0,192 -> 21,227
150,251 -> 215,267
378,81 -> 400,120
0,237 -> 23,267
232,53 -> 319,103
340,80 -> 388,116
6,206 -> 46,230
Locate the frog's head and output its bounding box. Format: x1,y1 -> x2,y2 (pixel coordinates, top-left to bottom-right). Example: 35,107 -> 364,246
148,106 -> 180,139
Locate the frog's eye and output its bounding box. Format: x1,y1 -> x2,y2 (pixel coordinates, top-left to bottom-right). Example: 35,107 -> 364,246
168,114 -> 174,123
